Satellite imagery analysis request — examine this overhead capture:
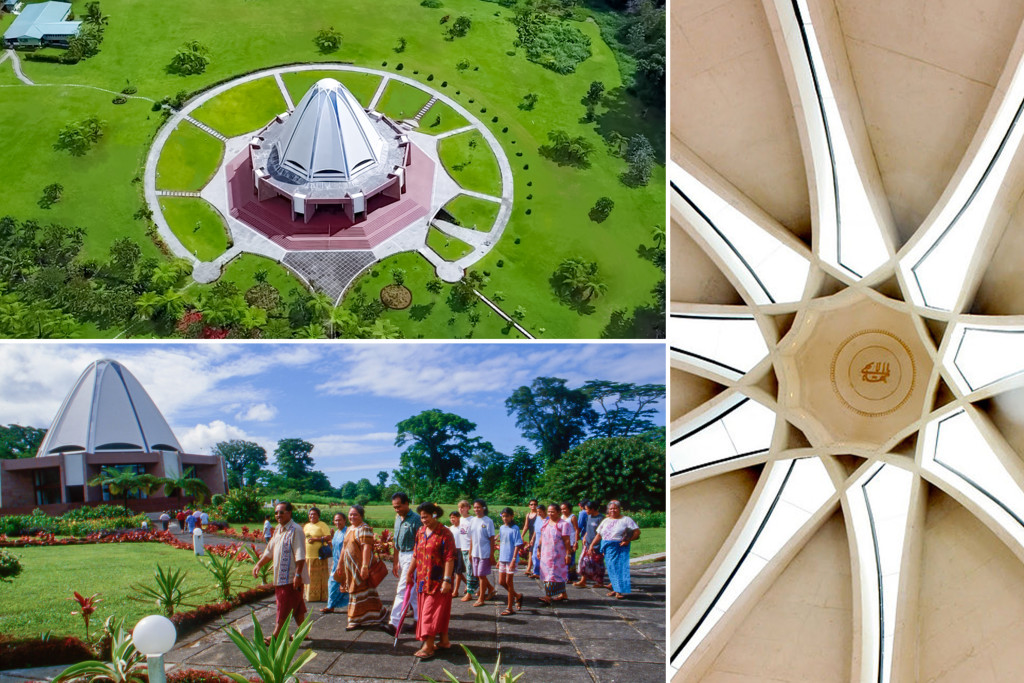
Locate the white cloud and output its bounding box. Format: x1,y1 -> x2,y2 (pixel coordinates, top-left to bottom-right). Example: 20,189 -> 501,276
179,420 -> 254,454
236,403 -> 278,422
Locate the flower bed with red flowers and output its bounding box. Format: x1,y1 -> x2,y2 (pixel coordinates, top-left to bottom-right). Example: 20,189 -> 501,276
168,668 -> 260,683
0,634 -> 100,670
215,526 -> 263,543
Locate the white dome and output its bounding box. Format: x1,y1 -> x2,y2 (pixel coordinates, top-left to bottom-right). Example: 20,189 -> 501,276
37,359 -> 182,456
273,78 -> 386,183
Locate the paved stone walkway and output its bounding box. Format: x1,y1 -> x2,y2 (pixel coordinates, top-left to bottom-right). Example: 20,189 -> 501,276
165,561 -> 665,683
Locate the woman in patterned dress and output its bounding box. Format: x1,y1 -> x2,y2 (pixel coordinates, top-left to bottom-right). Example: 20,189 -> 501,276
333,504 -> 388,629
536,503 -> 572,605
588,500 -> 641,599
405,502 -> 456,660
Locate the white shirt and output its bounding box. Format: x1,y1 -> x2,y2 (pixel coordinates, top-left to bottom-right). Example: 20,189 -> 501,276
596,516 -> 639,542
458,516 -> 472,551
468,515 -> 495,559
448,523 -> 462,550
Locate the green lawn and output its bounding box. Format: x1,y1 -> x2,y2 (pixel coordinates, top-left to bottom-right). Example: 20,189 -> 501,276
427,225 -> 473,262
417,99 -> 469,135
281,70 -> 382,107
442,194 -> 499,231
191,76 -> 286,137
158,197 -> 230,261
340,251 -> 526,339
375,79 -> 431,121
155,121 -> 223,191
217,253 -> 307,295
3,0 -> 665,339
438,130 -> 501,197
0,543 -> 263,639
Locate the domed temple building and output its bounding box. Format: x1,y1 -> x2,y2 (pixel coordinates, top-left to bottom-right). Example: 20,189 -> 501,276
671,0 -> 1024,681
0,360 -> 226,514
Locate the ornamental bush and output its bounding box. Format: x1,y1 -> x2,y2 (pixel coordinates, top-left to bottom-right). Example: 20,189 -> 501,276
537,436 -> 665,510
0,549 -> 22,583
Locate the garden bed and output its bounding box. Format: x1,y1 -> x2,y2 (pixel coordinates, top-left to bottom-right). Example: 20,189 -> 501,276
380,283 -> 412,309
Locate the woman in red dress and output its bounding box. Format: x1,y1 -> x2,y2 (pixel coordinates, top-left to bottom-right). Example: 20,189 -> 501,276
405,502 -> 456,660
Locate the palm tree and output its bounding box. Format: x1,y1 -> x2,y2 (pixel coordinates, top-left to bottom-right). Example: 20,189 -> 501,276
307,292 -> 333,324
157,472 -> 211,508
87,467 -> 161,515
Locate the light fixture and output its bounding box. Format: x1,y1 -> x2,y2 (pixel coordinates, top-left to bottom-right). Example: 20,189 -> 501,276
133,615 -> 176,683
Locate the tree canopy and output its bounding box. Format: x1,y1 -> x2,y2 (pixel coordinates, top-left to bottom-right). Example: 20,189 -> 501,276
212,439 -> 267,488
504,377 -> 596,464
394,410 -> 481,493
537,435 -> 665,510
0,424 -> 46,459
273,438 -> 316,480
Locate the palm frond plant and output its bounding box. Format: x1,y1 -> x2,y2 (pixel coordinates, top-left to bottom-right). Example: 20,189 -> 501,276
54,618 -> 146,683
130,565 -> 207,617
200,552 -> 242,600
246,543 -> 272,586
220,611 -> 315,683
158,472 -> 211,508
423,645 -> 524,683
87,467 -> 161,515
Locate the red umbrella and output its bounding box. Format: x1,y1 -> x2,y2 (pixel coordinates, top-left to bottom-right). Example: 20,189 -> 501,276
393,580 -> 415,647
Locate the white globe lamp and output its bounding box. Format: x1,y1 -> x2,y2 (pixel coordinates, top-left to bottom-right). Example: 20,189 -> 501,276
133,615 -> 176,683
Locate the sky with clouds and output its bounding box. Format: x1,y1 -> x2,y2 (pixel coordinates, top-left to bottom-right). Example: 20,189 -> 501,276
0,342 -> 666,485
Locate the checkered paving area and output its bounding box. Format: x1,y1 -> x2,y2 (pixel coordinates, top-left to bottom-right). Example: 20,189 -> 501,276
283,251 -> 377,301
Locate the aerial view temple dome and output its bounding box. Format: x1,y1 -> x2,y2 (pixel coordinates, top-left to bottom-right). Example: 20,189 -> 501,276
251,77 -> 411,224
0,359 -> 226,514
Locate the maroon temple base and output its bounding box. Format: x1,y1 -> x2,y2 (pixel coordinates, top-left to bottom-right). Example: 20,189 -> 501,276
227,143 -> 436,251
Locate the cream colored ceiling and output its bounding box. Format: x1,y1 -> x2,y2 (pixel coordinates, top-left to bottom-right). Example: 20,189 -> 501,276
671,0 -> 1024,681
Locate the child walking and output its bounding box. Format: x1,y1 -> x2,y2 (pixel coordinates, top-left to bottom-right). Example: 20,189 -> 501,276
497,507 -> 524,615
448,510 -> 467,597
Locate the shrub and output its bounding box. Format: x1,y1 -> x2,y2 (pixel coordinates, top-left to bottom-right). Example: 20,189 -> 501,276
168,40 -> 210,76
513,10 -> 591,74
447,15 -> 471,39
221,486 -> 264,523
589,196 -> 614,223
53,116 -> 104,156
496,260 -> 504,268
396,63 -> 404,70
314,26 -> 342,54
441,80 -> 448,87
427,74 -> 434,81
38,182 -> 64,209
420,0 -> 443,6
168,670 -> 235,683
112,95 -> 127,104
121,85 -> 138,95
0,550 -> 21,583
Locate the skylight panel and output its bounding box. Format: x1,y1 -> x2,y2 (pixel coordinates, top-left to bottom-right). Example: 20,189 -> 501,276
945,322 -> 1024,394
670,395 -> 775,475
668,314 -> 768,382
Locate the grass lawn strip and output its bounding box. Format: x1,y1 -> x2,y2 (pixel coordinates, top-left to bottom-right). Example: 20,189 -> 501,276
191,77 -> 286,138
218,253 -> 308,295
155,122 -> 224,191
158,197 -> 230,261
417,98 -> 469,135
375,79 -> 431,121
280,69 -> 382,107
442,194 -> 499,231
427,225 -> 473,262
0,543 -> 260,639
438,129 -> 501,197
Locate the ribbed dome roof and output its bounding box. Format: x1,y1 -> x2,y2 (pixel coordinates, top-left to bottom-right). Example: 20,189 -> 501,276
273,78 -> 386,183
37,359 -> 182,456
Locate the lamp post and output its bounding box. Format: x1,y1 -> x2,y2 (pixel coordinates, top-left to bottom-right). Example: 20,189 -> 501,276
133,615 -> 176,683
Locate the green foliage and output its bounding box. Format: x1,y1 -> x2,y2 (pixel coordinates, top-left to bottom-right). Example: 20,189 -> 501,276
53,117 -> 104,157
274,438 -> 316,480
505,377 -> 594,463
551,257 -> 607,307
423,644 -> 523,683
159,472 -> 211,506
420,0 -> 442,5
0,424 -> 46,459
314,26 -> 342,53
54,618 -> 145,683
583,380 -> 664,438
394,36 -> 407,52
214,440 -> 268,488
538,436 -> 665,510
394,410 -> 482,496
512,8 -> 591,74
589,196 -> 614,223
87,467 -> 162,514
130,565 -> 207,616
62,23 -> 104,63
169,41 -> 211,76
391,267 -> 406,286
39,183 -> 65,210
541,130 -> 594,168
219,611 -> 316,683
518,92 -> 538,111
623,134 -> 655,187
583,80 -> 605,106
0,549 -> 22,583
221,486 -> 266,523
200,552 -> 243,600
446,15 -> 471,39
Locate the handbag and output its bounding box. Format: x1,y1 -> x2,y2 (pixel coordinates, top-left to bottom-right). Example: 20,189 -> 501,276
318,544 -> 332,560
367,557 -> 388,587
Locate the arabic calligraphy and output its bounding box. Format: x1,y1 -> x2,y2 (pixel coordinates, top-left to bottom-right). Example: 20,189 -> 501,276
860,361 -> 890,384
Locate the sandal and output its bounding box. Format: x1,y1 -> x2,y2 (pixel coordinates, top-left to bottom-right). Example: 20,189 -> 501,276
346,624 -> 359,631
514,593 -> 523,610
615,593 -> 627,600
500,608 -> 514,616
414,650 -> 436,660
319,607 -> 335,614
538,597 -> 552,606
472,600 -> 486,607
606,591 -> 617,597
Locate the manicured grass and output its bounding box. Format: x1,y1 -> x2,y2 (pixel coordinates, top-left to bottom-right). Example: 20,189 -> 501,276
4,0 -> 664,338
217,253 -> 308,295
438,129 -> 501,197
281,70 -> 382,107
159,197 -> 230,261
442,194 -> 499,231
375,79 -> 431,121
340,251 -> 525,339
191,76 -> 286,137
155,121 -> 223,191
427,225 -> 473,262
0,543 -> 261,639
417,99 -> 469,135
629,527 -> 665,559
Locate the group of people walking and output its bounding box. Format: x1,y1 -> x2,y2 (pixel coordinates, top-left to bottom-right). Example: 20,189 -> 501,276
254,494 -> 641,659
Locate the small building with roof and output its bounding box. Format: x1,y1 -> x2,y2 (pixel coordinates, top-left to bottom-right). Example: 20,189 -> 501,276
0,359 -> 227,514
3,1 -> 80,48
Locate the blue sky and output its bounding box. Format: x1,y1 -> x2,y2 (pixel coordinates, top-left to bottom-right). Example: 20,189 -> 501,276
0,342 -> 666,485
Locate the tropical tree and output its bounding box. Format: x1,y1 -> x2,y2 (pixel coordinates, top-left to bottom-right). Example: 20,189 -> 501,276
0,424 -> 46,459
504,377 -> 596,463
543,130 -> 594,167
213,440 -> 267,488
168,40 -> 210,76
83,2 -> 109,26
624,133 -> 655,186
158,471 -> 211,507
394,410 -> 480,492
87,467 -> 161,514
274,439 -> 316,481
552,258 -> 607,304
368,318 -> 402,339
582,380 -> 665,437
314,26 -> 342,53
